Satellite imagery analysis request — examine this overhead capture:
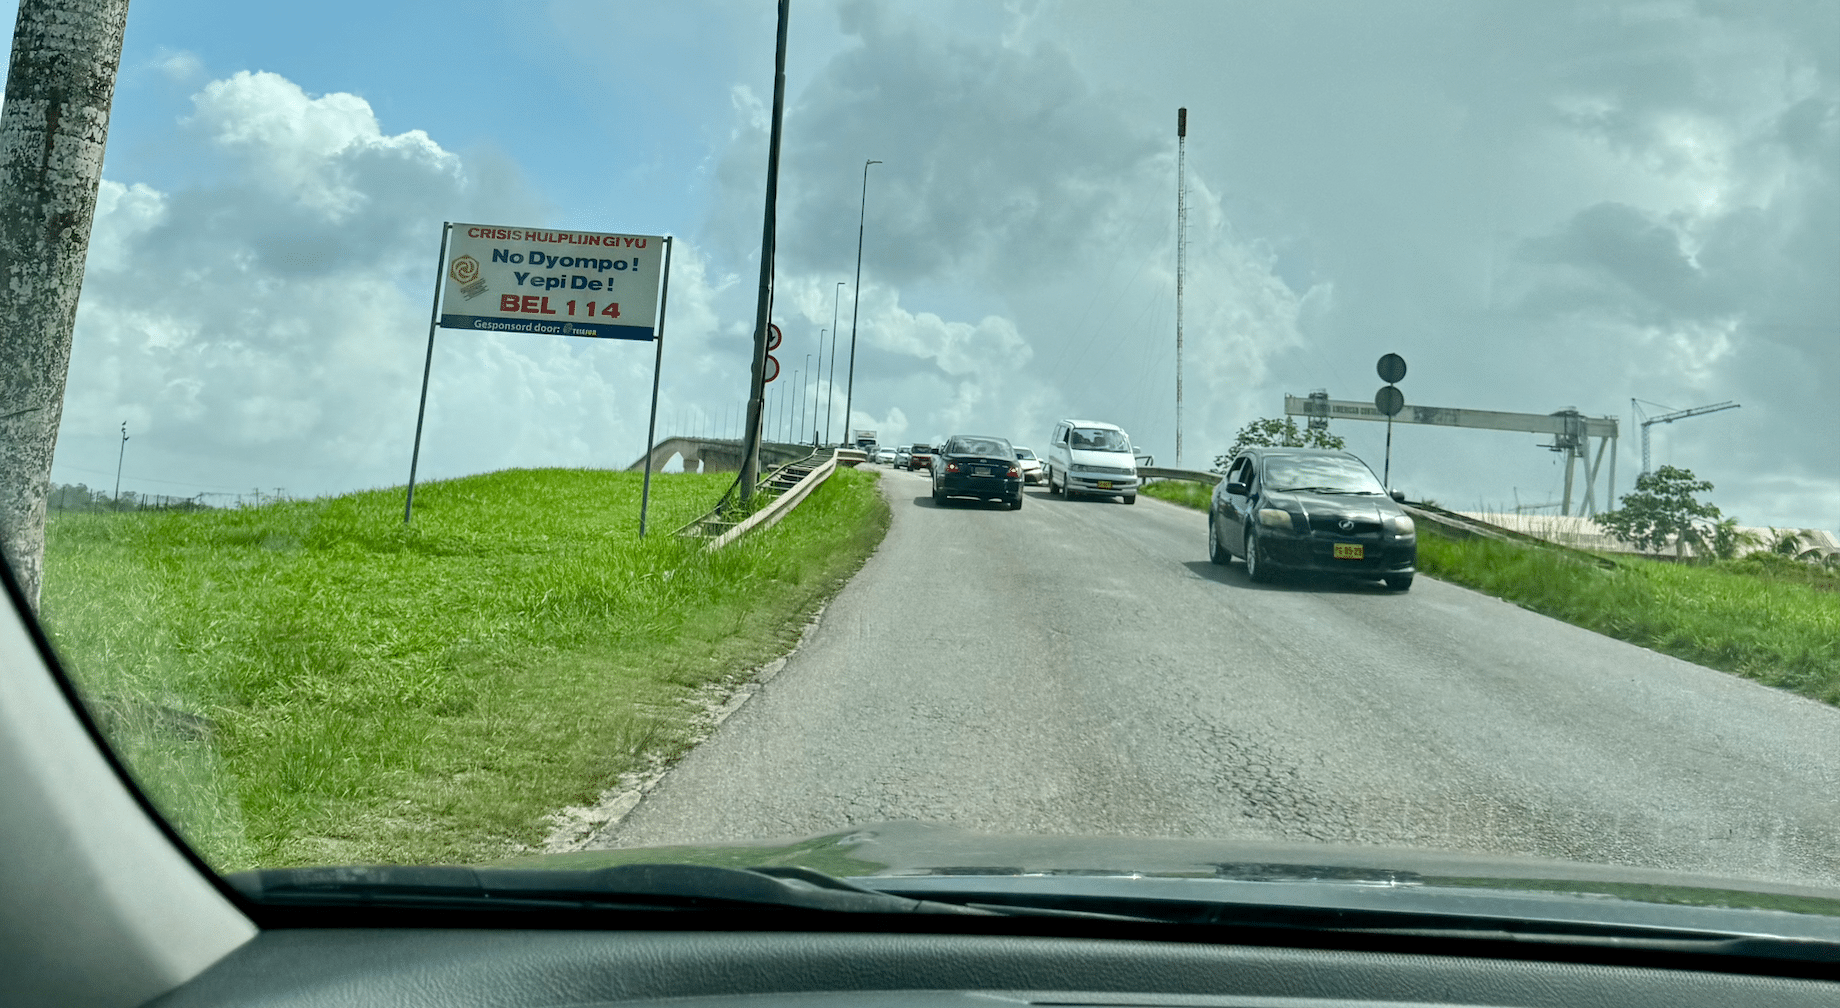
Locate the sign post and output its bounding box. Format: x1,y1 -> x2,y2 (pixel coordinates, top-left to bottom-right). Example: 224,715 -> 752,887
1374,353 -> 1407,490
637,236 -> 675,537
405,222 -> 669,524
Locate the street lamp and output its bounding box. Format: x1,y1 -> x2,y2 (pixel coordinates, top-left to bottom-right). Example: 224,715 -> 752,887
844,159 -> 881,448
828,281 -> 844,444
799,353 -> 811,444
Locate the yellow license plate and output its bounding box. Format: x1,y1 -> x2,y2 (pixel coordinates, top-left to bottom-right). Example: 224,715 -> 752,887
1333,543 -> 1364,560
1097,480 -> 1113,489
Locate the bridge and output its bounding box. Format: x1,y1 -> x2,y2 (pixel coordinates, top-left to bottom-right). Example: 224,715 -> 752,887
628,437 -> 816,473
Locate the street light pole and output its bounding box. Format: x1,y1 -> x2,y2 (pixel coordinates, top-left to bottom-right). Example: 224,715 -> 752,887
843,159 -> 880,449
824,323 -> 838,445
797,353 -> 810,444
828,281 -> 843,444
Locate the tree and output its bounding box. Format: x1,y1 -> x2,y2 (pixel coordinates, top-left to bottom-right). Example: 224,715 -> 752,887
1597,466 -> 1723,559
0,0 -> 131,609
1213,417 -> 1345,472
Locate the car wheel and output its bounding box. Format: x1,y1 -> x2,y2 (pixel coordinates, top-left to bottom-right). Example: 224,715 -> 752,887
933,486 -> 946,505
1123,494 -> 1136,505
1245,525 -> 1274,583
1208,514 -> 1230,565
1011,493 -> 1024,510
1384,573 -> 1414,591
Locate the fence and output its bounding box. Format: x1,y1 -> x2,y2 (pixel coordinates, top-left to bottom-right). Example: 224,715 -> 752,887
49,484 -> 290,512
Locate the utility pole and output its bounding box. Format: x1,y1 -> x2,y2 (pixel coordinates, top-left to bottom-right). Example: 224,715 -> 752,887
1174,107 -> 1187,465
113,421 -> 127,505
844,159 -> 881,449
739,0 -> 790,501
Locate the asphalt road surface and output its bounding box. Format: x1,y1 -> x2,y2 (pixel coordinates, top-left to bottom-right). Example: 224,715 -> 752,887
594,467 -> 1840,888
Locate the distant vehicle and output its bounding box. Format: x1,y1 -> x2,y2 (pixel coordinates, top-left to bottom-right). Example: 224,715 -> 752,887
855,429 -> 879,454
1013,446 -> 1045,485
894,447 -> 911,468
931,434 -> 1024,509
875,448 -> 896,464
906,444 -> 936,471
1210,447 -> 1417,590
1045,419 -> 1140,504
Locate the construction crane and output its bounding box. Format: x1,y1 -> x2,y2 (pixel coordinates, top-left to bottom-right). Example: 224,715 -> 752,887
1632,399 -> 1739,476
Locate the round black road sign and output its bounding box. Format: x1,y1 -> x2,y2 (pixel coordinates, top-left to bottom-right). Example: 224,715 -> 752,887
766,323 -> 783,351
764,353 -> 781,383
1375,384 -> 1405,417
1377,352 -> 1407,384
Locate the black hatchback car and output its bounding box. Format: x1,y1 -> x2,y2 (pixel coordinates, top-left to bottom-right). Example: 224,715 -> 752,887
932,435 -> 1024,509
1209,447 -> 1417,589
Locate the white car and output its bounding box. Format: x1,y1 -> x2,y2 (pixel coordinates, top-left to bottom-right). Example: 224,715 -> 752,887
1045,419 -> 1141,504
1014,446 -> 1045,485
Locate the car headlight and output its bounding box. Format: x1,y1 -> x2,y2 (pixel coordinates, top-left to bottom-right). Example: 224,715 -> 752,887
1257,508 -> 1293,529
1071,464 -> 1091,473
1386,514 -> 1416,535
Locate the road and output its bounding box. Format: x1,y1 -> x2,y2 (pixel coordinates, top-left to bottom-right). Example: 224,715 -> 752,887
592,467 -> 1840,888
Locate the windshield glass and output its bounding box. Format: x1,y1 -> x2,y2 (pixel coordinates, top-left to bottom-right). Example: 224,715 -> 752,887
948,438 -> 1012,457
1015,448 -> 1036,460
4,0 -> 1837,929
1265,456 -> 1386,495
1071,428 -> 1131,452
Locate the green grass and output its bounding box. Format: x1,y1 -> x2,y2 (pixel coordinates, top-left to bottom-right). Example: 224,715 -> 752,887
1141,479 -> 1214,509
1417,534 -> 1840,704
40,467 -> 889,870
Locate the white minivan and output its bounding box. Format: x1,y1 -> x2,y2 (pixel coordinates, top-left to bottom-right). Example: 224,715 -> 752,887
1045,418 -> 1141,504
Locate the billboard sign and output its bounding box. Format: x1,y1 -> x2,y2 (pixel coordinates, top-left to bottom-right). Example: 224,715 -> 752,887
439,223 -> 666,340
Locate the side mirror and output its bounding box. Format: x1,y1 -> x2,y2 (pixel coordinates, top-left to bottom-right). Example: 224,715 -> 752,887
1226,481 -> 1248,496
1390,490 -> 1406,503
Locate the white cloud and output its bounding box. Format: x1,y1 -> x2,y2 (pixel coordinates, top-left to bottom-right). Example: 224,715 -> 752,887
57,70 -> 708,499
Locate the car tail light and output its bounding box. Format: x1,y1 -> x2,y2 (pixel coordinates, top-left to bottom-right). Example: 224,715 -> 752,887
946,462 -> 960,473
1007,466 -> 1020,477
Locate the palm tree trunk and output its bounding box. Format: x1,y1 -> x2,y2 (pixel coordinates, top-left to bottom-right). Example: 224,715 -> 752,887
0,0 -> 131,609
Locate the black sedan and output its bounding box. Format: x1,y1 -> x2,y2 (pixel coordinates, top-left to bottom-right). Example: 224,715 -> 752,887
931,435 -> 1024,509
1208,447 -> 1417,590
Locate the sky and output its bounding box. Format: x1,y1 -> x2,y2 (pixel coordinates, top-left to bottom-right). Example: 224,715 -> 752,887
16,0 -> 1838,529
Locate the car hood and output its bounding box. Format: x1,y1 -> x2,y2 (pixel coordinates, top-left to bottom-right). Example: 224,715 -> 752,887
1267,491 -> 1394,521
1069,448 -> 1136,469
492,821 -> 1840,934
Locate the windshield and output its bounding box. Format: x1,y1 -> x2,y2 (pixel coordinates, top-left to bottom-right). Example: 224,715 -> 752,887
4,0 -> 1837,935
947,438 -> 1012,457
1071,428 -> 1131,453
1014,448 -> 1036,461
1264,456 -> 1386,495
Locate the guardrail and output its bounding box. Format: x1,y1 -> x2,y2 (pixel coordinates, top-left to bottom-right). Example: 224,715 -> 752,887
702,453 -> 839,551
1137,466 -> 1219,484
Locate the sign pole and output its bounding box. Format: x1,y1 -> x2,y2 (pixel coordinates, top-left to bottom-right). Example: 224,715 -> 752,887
638,236 -> 674,537
740,0 -> 791,501
1384,417 -> 1393,490
404,222 -> 452,524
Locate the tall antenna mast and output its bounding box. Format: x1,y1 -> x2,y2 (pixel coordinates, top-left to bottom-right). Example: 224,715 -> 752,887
1175,107 -> 1187,465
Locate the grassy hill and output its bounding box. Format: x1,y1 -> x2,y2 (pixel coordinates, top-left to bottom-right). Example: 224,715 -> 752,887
41,467 -> 888,870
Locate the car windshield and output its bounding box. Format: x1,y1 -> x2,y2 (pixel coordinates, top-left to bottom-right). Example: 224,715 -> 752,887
1071,428 -> 1131,452
949,439 -> 1011,457
1015,448 -> 1036,460
1265,456 -> 1387,495
3,0 -> 1836,943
